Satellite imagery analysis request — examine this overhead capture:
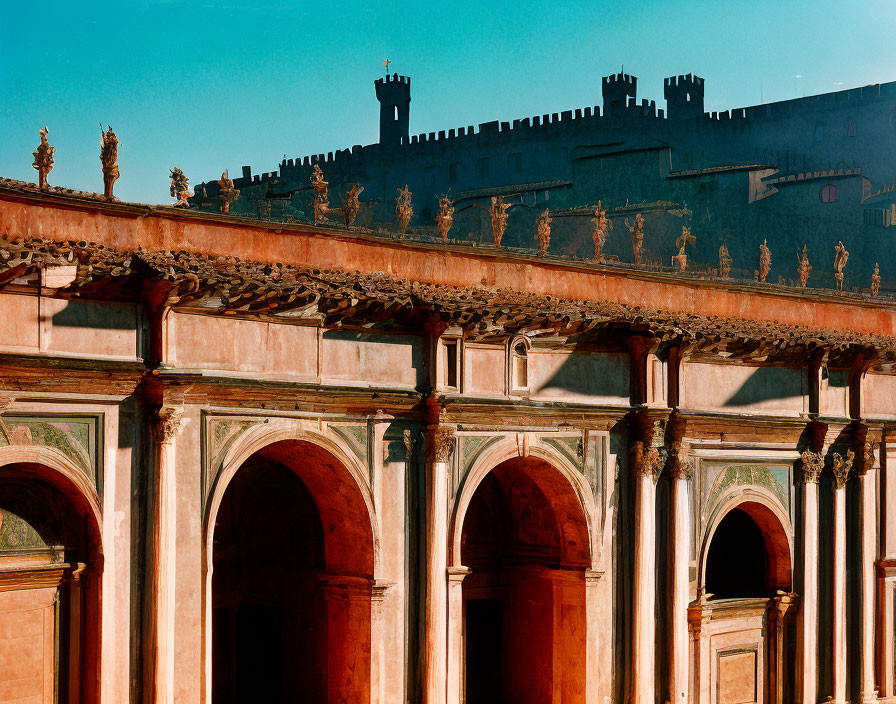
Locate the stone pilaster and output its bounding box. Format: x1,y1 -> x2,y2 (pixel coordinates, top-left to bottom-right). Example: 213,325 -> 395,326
446,566 -> 470,704
149,405 -> 183,704
667,446 -> 691,704
797,449 -> 822,704
422,425 -> 454,704
831,449 -> 853,703
856,439 -> 879,703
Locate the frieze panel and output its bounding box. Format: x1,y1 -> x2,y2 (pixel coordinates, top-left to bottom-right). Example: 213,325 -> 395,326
0,414 -> 101,489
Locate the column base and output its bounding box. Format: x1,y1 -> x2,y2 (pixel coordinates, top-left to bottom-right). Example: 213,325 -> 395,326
860,692 -> 880,704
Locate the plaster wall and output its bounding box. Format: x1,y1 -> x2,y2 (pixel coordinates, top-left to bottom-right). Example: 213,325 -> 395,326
863,373 -> 896,419
530,351 -> 630,405
463,345 -> 505,395
0,292 -> 139,359
820,369 -> 850,418
680,362 -> 807,416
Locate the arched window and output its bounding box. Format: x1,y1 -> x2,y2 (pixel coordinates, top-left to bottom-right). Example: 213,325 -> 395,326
393,105 -> 398,121
820,184 -> 837,203
509,336 -> 530,394
847,119 -> 857,137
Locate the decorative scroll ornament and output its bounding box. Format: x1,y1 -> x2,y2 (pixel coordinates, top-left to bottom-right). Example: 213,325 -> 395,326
153,406 -> 184,444
490,196 -> 510,247
590,200 -> 611,261
800,449 -> 824,484
311,164 -> 329,225
719,241 -> 732,278
796,244 -> 812,287
625,213 -> 645,266
872,262 -> 881,297
342,184 -> 363,227
169,167 -> 191,207
403,428 -> 415,463
427,427 -> 455,463
435,196 -> 454,243
536,208 -> 552,256
674,225 -> 696,273
831,449 -> 854,489
396,185 -> 413,235
834,240 -> 849,291
32,126 -> 55,191
217,170 -> 239,214
100,125 -> 120,200
758,239 -> 772,283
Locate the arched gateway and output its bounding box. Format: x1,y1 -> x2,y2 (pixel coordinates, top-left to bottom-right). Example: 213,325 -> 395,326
205,436 -> 377,704
0,447 -> 104,704
450,449 -> 596,704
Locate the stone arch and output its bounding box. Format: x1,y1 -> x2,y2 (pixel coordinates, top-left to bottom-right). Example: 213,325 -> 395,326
698,488 -> 793,595
0,444 -> 105,703
202,422 -> 382,704
449,437 -> 598,570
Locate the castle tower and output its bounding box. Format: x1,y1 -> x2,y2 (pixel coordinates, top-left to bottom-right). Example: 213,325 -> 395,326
664,74 -> 705,120
375,74 -> 411,147
602,73 -> 637,117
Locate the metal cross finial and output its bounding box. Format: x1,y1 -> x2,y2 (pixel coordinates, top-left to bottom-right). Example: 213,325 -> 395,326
383,58 -> 391,76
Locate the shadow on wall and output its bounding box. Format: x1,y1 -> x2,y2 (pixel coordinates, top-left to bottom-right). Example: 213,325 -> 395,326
52,300 -> 137,329
720,366 -> 805,408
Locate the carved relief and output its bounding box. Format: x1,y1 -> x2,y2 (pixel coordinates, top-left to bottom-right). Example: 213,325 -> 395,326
32,127 -> 55,191
535,208 -> 552,256
831,449 -> 854,489
342,184 -> 364,227
427,427 -> 455,463
590,200 -> 611,261
403,428 -> 415,462
833,240 -> 849,291
311,165 -> 329,225
758,239 -> 772,283
153,406 -> 183,444
435,195 -> 454,243
796,244 -> 812,287
396,185 -> 413,234
800,450 -> 824,484
674,225 -> 695,273
872,262 -> 881,297
719,241 -> 732,278
625,213 -> 645,265
0,415 -> 100,486
490,196 -> 511,247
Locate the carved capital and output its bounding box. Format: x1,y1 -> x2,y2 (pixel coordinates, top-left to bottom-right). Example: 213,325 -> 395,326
667,442 -> 693,480
635,442 -> 666,483
427,427 -> 455,464
800,449 -> 824,484
403,429 -> 415,463
855,441 -> 877,476
153,406 -> 183,444
831,449 -> 854,489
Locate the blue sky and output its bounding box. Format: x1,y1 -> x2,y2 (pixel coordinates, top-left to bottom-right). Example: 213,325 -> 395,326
2,0 -> 896,203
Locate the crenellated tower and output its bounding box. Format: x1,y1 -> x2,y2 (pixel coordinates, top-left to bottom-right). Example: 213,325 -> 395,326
602,73 -> 637,117
375,74 -> 411,147
664,73 -> 705,120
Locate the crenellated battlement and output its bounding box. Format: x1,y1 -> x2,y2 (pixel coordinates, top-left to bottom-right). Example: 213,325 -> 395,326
664,73 -> 705,119
602,72 -> 638,117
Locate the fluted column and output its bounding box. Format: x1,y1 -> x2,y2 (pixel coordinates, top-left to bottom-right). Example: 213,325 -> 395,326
831,450 -> 853,704
422,425 -> 454,704
667,453 -> 691,704
631,414 -> 664,704
149,405 -> 183,704
797,449 -> 822,704
858,442 -> 879,703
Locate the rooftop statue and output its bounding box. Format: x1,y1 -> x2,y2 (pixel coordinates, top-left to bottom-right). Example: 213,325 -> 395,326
796,244 -> 812,287
834,240 -> 849,291
311,165 -> 329,225
169,167 -> 191,207
674,225 -> 696,273
536,208 -> 552,256
718,241 -> 732,278
32,126 -> 55,191
342,184 -> 363,227
396,185 -> 413,235
490,196 -> 511,248
217,170 -> 239,214
758,239 -> 771,283
435,195 -> 454,243
625,213 -> 645,265
872,262 -> 881,296
100,125 -> 120,200
590,201 -> 611,261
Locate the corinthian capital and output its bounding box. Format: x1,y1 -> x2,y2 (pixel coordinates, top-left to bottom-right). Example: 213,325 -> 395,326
635,443 -> 666,483
800,449 -> 824,484
427,427 -> 455,464
153,406 -> 183,444
831,449 -> 854,489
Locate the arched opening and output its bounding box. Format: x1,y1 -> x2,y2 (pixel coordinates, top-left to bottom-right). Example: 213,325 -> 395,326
0,462 -> 102,704
704,502 -> 792,599
460,456 -> 590,704
211,439 -> 374,704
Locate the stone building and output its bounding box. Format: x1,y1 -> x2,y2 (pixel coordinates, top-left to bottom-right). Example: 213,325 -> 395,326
193,70 -> 896,288
3,175 -> 896,704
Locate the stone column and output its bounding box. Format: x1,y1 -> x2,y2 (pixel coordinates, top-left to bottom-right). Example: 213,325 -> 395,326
767,592 -> 797,704
371,580 -> 394,704
687,602 -> 711,704
858,443 -> 879,703
584,569 -> 603,704
878,571 -> 896,702
667,454 -> 691,704
149,405 -> 183,704
422,426 -> 454,704
631,418 -> 664,704
797,449 -> 823,704
831,450 -> 853,704
446,566 -> 470,704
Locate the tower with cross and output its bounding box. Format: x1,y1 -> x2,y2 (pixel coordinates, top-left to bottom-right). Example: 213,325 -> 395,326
375,70 -> 411,148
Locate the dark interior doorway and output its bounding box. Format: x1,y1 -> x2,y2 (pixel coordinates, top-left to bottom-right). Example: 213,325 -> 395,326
705,507 -> 770,598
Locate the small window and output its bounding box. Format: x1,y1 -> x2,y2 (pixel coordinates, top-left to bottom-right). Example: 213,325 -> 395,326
440,338 -> 460,390
393,106 -> 399,121
820,184 -> 837,203
847,119 -> 857,137
510,337 -> 529,393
